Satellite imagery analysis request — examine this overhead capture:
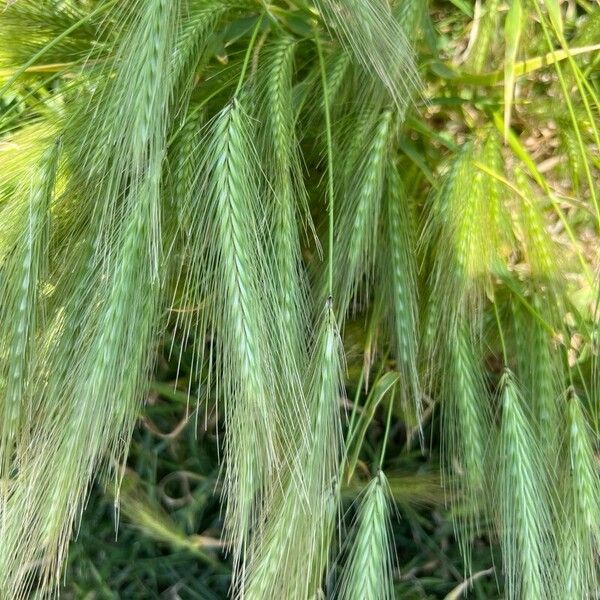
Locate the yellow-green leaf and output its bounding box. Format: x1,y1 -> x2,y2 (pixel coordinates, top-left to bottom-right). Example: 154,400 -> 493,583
544,0 -> 563,37
504,0 -> 523,140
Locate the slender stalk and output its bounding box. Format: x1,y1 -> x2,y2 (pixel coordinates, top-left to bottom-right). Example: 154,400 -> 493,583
315,31 -> 335,299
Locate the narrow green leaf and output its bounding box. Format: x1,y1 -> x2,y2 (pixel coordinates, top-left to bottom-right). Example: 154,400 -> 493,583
544,0 -> 563,37
503,0 -> 523,141
346,372 -> 399,483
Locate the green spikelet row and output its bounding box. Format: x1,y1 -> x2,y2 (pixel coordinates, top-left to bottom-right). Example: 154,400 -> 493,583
0,0 -> 181,595
513,169 -> 558,283
425,142 -> 497,343
259,35 -> 309,359
333,109 -> 394,316
313,0 -> 419,108
243,303 -> 344,599
499,371 -> 556,600
195,100 -> 283,564
383,164 -> 420,416
0,140 -> 60,477
443,321 -> 490,568
338,471 -> 395,600
560,391 -> 600,597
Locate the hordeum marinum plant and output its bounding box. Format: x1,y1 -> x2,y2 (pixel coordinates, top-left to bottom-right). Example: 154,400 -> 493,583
0,0 -> 599,598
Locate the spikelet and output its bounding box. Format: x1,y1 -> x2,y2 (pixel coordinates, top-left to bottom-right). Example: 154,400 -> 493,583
334,102 -> 386,192
305,47 -> 356,130
323,51 -> 353,113
0,123 -> 57,216
338,471 -> 395,600
530,299 -> 562,461
191,100 -> 283,565
559,121 -> 584,195
0,139 -> 60,478
382,164 -> 420,418
243,302 -> 344,599
498,370 -> 556,600
441,321 -> 490,570
0,1 -> 181,596
181,95 -> 310,577
333,109 -> 394,316
560,391 -> 600,598
257,35 -> 310,361
313,0 -> 419,109
169,106 -> 205,242
513,168 -> 558,284
423,140 -> 505,569
481,129 -> 508,248
424,139 -> 505,342
394,0 -> 428,43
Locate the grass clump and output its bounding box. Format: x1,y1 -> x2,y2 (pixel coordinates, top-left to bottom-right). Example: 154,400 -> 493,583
0,1 -> 599,598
